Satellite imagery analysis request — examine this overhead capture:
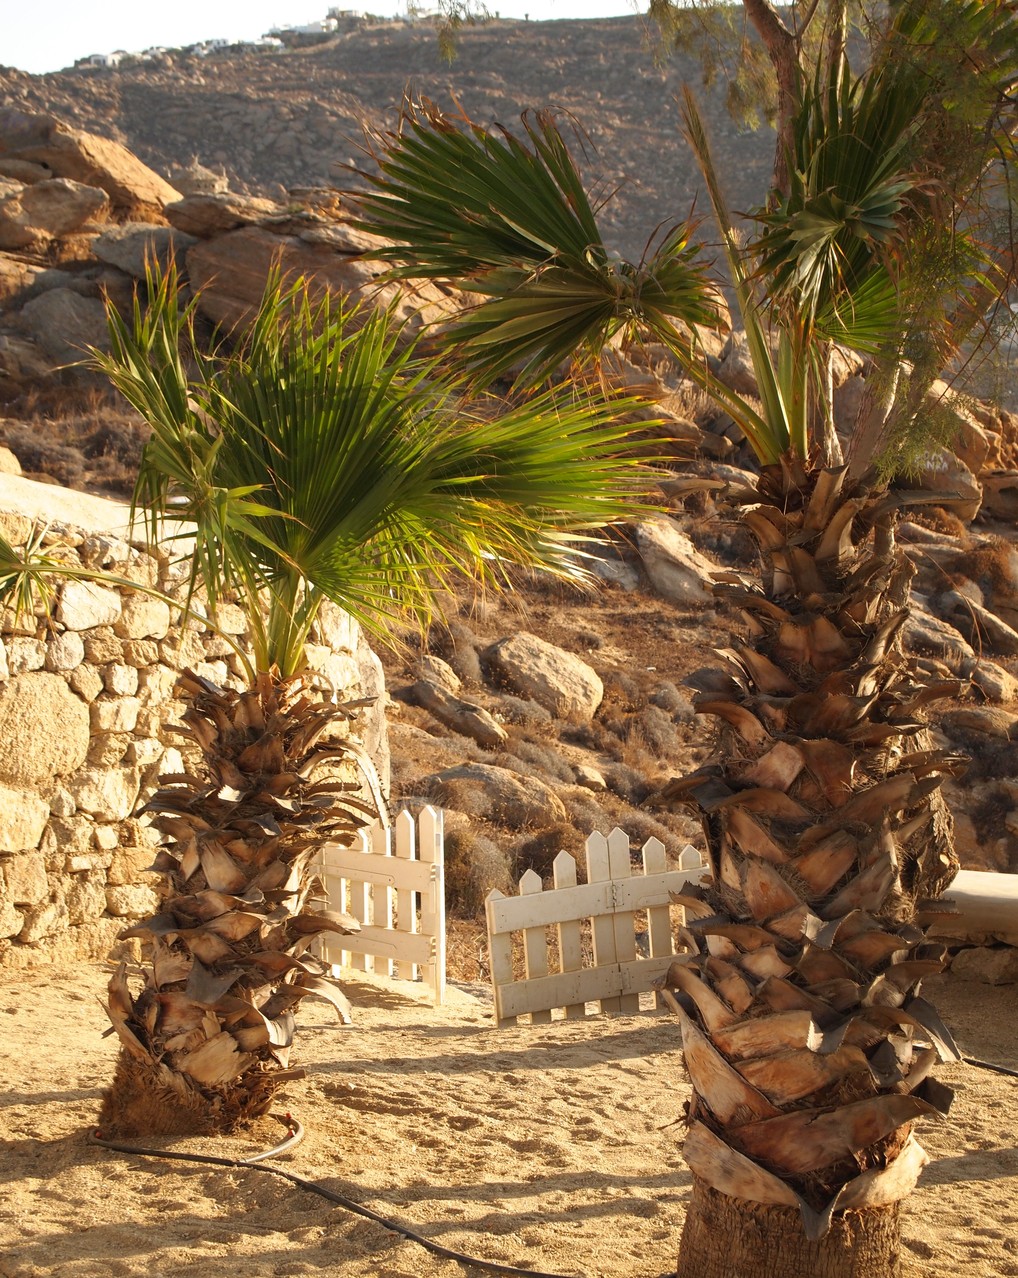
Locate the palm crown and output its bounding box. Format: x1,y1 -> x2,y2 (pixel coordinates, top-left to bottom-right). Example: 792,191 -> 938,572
92,264 -> 659,678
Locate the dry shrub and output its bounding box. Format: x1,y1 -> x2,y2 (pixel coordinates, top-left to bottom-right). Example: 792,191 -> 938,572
500,735 -> 575,783
512,821 -> 587,880
427,617 -> 484,686
498,694 -> 553,727
1,384 -> 148,497
603,762 -> 653,804
444,827 -> 514,916
950,538 -> 1018,606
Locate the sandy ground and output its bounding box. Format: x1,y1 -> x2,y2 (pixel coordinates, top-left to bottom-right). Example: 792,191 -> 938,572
1,965 -> 1017,1278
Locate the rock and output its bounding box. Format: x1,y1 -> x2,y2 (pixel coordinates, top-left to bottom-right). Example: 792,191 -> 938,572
44,630 -> 85,672
164,191 -> 283,237
17,288 -> 109,364
0,109 -> 179,220
64,873 -> 108,924
424,762 -> 567,829
57,580 -> 122,630
104,884 -> 160,918
584,544 -> 642,592
18,897 -> 68,944
92,222 -> 198,278
965,659 -> 1018,705
7,637 -> 46,674
114,595 -> 171,640
0,900 -> 25,939
2,850 -> 48,904
0,177 -> 109,250
90,696 -> 141,734
910,448 -> 982,522
904,606 -> 975,666
939,590 -> 1018,656
716,330 -> 760,397
68,663 -> 104,701
185,224 -> 458,335
633,517 -> 716,605
411,679 -> 508,750
980,471 -> 1018,522
942,706 -> 1018,740
417,654 -> 462,693
925,379 -> 998,474
0,785 -> 50,850
573,763 -> 607,791
485,631 -> 603,719
102,664 -> 139,697
69,765 -> 142,821
951,945 -> 1018,985
0,674 -> 90,786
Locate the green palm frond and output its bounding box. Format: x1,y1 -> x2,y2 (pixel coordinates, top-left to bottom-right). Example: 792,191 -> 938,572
353,99 -> 725,388
96,267 -> 659,676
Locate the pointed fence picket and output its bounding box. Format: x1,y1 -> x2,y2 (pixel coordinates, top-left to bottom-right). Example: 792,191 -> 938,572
315,806 -> 446,1003
485,829 -> 707,1025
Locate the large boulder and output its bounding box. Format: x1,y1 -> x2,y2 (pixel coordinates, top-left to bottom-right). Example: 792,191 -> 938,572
0,177 -> 109,250
16,289 -> 109,364
0,109 -> 179,221
0,672 -> 90,787
184,223 -> 459,334
164,191 -> 283,238
92,222 -> 197,278
484,631 -> 603,720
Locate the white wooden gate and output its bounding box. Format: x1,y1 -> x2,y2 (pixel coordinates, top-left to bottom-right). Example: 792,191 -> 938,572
316,806 -> 446,1003
485,829 -> 706,1025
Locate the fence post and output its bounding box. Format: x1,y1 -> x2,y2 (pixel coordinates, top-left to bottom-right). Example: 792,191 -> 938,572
418,805 -> 445,1004
553,851 -> 586,1019
586,831 -> 622,1015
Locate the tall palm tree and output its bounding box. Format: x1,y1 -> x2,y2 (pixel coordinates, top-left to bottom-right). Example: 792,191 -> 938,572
4,265 -> 657,1138
349,1 -> 1017,1270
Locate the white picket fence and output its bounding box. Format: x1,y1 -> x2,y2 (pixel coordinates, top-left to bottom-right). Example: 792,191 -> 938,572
485,829 -> 707,1025
315,807 -> 446,1003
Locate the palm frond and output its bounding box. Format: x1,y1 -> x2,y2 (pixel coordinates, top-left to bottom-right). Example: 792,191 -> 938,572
353,99 -> 725,389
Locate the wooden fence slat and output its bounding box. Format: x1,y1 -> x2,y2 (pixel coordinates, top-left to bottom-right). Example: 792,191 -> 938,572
553,851 -> 586,1019
520,869 -> 552,1024
393,809 -> 418,982
486,888 -> 516,1026
607,828 -> 640,1015
586,831 -> 622,1015
642,837 -> 671,1010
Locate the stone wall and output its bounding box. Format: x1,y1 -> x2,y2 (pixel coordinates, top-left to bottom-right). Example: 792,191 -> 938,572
0,473 -> 387,971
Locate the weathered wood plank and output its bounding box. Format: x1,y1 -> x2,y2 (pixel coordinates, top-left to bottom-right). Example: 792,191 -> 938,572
554,851 -> 586,1019
486,889 -> 516,1026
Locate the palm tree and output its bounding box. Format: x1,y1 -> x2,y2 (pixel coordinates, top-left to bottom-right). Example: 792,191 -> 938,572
3,265 -> 657,1138
348,1 -> 1017,1270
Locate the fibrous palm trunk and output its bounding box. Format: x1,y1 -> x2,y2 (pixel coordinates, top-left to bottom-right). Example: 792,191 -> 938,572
658,459 -> 963,1278
99,668 -> 378,1138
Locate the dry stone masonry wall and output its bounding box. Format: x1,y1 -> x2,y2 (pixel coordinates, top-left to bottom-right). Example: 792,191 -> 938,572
0,482 -> 387,971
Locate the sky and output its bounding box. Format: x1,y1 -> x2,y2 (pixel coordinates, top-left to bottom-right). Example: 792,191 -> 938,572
4,0 -> 639,76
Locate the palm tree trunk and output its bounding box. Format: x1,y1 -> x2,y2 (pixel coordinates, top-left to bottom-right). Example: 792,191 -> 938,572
658,458 -> 962,1273
679,1178 -> 902,1278
98,669 -> 377,1138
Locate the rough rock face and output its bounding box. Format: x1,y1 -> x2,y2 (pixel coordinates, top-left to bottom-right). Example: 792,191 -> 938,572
0,176 -> 109,250
633,518 -> 717,606
0,108 -> 180,220
0,672 -> 91,786
485,631 -> 604,720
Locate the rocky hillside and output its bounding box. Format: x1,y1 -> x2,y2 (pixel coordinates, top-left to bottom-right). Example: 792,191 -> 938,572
0,15 -> 774,262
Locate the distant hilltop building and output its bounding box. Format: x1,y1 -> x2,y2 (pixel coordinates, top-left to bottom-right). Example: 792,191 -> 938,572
74,12 -> 369,71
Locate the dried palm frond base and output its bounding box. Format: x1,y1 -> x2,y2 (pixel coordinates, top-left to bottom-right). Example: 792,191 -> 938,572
97,668 -> 381,1139
678,1177 -> 901,1278
99,1051 -> 304,1138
